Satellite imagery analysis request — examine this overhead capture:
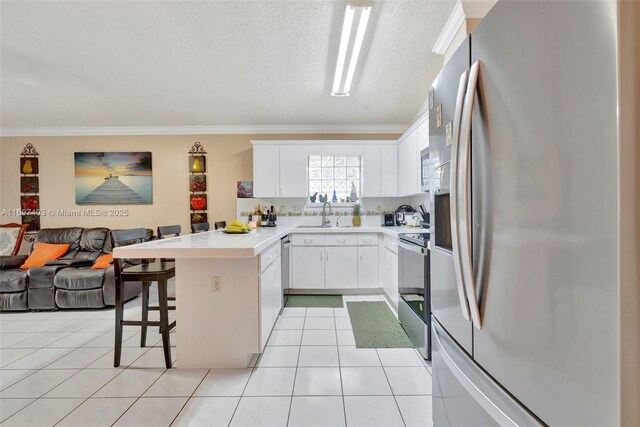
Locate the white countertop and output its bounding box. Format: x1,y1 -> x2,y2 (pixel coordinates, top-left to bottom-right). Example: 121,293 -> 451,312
113,225 -> 421,259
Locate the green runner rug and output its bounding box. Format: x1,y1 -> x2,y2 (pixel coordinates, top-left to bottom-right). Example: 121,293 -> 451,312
347,301 -> 414,348
285,295 -> 344,308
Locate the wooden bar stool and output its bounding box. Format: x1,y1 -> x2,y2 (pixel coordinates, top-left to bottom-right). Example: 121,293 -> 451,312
113,228 -> 176,369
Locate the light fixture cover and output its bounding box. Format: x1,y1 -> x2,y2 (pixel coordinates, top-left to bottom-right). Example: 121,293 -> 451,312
331,4 -> 372,96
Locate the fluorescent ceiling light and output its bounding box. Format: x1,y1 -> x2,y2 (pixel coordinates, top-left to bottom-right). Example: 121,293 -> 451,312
331,5 -> 372,97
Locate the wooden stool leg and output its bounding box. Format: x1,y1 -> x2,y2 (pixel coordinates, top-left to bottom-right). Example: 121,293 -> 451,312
114,263 -> 124,367
157,277 -> 172,369
140,282 -> 150,347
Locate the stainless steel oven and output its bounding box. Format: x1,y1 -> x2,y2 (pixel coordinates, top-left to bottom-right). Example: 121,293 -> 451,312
398,232 -> 430,359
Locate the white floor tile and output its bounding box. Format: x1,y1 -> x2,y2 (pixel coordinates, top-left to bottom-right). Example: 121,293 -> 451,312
47,331 -> 105,348
0,348 -> 38,367
338,346 -> 381,367
194,369 -> 252,397
44,368 -> 122,398
144,369 -> 208,397
0,332 -> 35,348
0,397 -> 83,427
377,348 -> 425,367
340,367 -> 392,396
298,346 -> 339,367
3,347 -> 72,369
293,367 -> 342,396
342,295 -> 358,302
301,330 -> 337,346
0,369 -> 78,398
0,369 -> 37,391
56,397 -> 137,427
229,396 -> 290,427
94,368 -> 165,397
280,308 -> 306,318
288,396 -> 346,427
385,367 -> 432,395
335,317 -> 353,330
0,321 -> 35,333
87,347 -> 150,369
81,331 -> 134,348
256,346 -> 300,368
336,330 -> 356,346
333,308 -> 350,317
129,347 -> 175,369
243,368 -> 296,396
0,398 -> 34,422
396,395 -> 433,427
46,347 -> 110,369
274,317 -> 305,330
113,397 -> 187,427
266,329 -> 302,346
355,295 -> 382,302
303,317 -> 335,330
305,308 -> 335,318
344,396 -> 405,427
172,397 -> 239,427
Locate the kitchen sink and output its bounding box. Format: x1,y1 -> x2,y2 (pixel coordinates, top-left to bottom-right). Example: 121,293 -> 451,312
296,225 -> 333,229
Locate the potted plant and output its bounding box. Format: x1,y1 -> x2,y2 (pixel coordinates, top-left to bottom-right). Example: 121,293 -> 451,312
352,203 -> 361,227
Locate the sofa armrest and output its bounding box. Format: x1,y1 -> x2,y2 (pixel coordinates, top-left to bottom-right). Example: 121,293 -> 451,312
44,259 -> 94,267
0,255 -> 28,269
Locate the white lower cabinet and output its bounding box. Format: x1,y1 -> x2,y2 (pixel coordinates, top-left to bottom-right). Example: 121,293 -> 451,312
259,253 -> 282,350
325,246 -> 358,289
291,246 -> 325,289
358,246 -> 379,288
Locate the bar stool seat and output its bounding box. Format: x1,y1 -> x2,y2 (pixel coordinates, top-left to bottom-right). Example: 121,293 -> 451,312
113,228 -> 176,370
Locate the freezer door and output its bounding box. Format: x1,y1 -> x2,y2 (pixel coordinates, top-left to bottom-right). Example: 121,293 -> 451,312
470,1 -> 619,425
430,36 -> 473,353
432,319 -> 544,426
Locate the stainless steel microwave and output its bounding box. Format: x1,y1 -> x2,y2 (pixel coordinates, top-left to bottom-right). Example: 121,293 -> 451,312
420,148 -> 431,192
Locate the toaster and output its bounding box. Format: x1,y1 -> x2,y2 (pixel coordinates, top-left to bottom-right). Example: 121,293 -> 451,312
382,213 -> 395,226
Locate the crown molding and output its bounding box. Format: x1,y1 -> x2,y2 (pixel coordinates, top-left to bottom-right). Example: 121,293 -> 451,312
251,139 -> 397,146
0,124 -> 408,137
432,0 -> 465,55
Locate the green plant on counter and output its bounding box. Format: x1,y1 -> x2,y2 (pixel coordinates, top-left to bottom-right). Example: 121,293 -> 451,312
352,203 -> 361,227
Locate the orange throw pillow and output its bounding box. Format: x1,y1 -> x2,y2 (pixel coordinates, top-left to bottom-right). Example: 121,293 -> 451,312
91,254 -> 113,270
20,242 -> 70,269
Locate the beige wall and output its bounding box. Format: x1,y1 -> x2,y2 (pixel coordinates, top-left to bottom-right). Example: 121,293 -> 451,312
0,133 -> 399,233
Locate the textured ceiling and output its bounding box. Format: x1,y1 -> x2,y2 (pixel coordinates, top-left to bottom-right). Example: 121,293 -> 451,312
0,1 -> 455,129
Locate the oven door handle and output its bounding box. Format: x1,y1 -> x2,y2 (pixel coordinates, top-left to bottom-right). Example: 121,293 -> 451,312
398,240 -> 427,256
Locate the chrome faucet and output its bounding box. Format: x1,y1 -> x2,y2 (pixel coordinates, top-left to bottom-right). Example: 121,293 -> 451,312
321,201 -> 333,227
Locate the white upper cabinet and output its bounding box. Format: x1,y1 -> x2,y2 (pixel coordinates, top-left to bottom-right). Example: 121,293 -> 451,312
416,119 -> 429,153
279,146 -> 308,197
362,145 -> 381,197
380,145 -> 398,197
397,114 -> 427,197
253,145 -> 280,198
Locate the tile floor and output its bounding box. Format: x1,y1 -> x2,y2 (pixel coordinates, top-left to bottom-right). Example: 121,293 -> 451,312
0,292 -> 432,426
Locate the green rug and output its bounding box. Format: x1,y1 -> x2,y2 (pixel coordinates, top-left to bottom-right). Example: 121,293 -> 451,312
347,301 -> 414,348
285,295 -> 344,308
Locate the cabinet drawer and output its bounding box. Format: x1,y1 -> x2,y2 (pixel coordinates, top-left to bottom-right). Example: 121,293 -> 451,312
292,234 -> 325,246
260,242 -> 281,273
325,234 -> 357,246
358,233 -> 379,246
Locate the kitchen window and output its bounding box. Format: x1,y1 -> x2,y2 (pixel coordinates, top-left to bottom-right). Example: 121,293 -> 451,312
308,155 -> 361,203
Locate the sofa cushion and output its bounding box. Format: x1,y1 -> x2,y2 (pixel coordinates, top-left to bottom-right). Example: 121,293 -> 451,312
27,265 -> 66,289
54,267 -> 105,291
0,291 -> 28,311
0,224 -> 28,256
0,269 -> 28,292
55,288 -> 105,309
0,255 -> 29,269
33,227 -> 83,259
75,228 -> 110,261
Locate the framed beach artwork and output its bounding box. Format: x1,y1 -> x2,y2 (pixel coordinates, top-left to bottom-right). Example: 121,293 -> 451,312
74,152 -> 153,205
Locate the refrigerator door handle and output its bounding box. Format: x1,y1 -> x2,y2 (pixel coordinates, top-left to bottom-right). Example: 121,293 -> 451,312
450,70 -> 471,321
459,60 -> 483,329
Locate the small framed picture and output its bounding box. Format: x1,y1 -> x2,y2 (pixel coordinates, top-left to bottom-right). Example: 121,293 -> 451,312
191,212 -> 208,224
21,176 -> 39,193
436,105 -> 442,128
190,194 -> 207,211
445,122 -> 453,146
237,181 -> 254,198
428,88 -> 434,110
189,175 -> 206,192
20,157 -> 39,174
189,155 -> 206,173
21,214 -> 40,232
20,195 -> 39,211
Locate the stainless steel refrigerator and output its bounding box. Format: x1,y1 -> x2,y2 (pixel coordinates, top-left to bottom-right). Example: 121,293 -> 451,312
429,1 -> 625,425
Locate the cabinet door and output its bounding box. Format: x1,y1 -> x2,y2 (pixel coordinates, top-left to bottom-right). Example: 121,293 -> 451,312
397,136 -> 408,196
406,130 -> 419,196
380,145 -> 398,197
253,145 -> 280,198
362,145 -> 381,197
358,246 -> 379,288
384,249 -> 399,304
272,256 -> 283,316
416,118 -> 429,153
259,264 -> 275,350
280,146 -> 308,197
291,246 -> 325,289
325,246 -> 358,289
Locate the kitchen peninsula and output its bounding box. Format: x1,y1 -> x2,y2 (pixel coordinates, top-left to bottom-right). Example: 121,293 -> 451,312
113,226 -> 406,369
